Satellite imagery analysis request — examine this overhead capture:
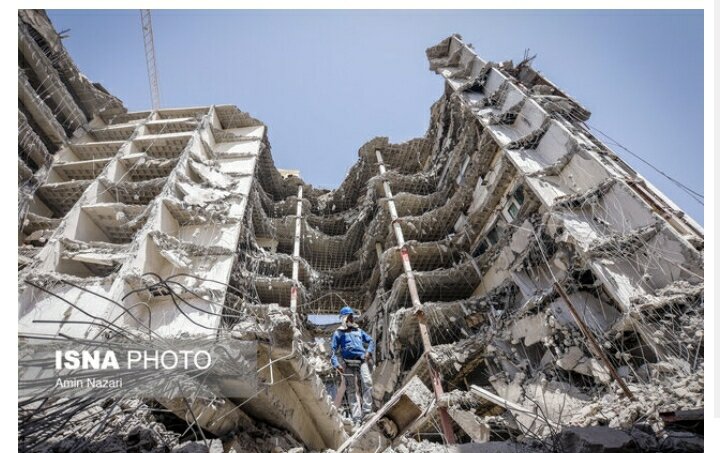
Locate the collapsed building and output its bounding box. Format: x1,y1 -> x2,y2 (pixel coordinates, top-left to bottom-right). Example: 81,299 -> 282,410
18,11 -> 704,453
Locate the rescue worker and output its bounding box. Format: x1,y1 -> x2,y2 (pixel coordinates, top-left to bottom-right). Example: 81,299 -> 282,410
330,306 -> 375,424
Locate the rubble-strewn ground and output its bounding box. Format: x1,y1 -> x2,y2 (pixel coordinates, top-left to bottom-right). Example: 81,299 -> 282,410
32,395 -> 705,453
34,398 -> 305,453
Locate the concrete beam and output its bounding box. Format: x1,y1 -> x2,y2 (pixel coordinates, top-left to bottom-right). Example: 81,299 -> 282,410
18,110 -> 52,168
448,407 -> 490,442
18,24 -> 86,132
18,69 -> 67,145
18,157 -> 34,183
242,343 -> 348,450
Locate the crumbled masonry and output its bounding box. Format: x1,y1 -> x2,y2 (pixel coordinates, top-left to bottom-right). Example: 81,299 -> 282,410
19,13 -> 703,452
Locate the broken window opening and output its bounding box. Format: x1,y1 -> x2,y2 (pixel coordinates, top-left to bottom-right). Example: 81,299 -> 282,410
502,186 -> 525,222
472,224 -> 500,258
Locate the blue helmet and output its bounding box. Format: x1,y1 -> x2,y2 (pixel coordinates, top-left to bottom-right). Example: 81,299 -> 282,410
339,306 -> 355,317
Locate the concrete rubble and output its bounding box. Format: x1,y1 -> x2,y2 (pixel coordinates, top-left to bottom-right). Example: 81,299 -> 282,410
18,13 -> 703,453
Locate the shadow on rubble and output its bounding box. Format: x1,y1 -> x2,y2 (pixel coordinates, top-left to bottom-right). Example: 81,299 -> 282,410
417,425 -> 703,453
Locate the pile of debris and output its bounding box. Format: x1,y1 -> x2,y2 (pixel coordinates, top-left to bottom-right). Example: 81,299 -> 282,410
29,398 -> 305,453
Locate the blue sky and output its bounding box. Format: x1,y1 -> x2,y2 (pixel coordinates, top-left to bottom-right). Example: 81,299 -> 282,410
47,9 -> 704,224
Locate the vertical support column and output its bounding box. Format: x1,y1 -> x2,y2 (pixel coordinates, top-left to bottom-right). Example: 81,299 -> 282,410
375,149 -> 457,444
290,184 -> 303,319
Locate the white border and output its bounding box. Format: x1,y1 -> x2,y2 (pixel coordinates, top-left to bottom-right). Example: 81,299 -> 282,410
4,1 -> 715,450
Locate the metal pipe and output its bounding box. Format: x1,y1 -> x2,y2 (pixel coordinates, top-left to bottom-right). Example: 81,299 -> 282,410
290,184 -> 303,318
553,282 -> 635,400
375,149 -> 457,444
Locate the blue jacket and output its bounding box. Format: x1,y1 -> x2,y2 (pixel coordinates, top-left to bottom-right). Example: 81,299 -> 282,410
330,327 -> 375,368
